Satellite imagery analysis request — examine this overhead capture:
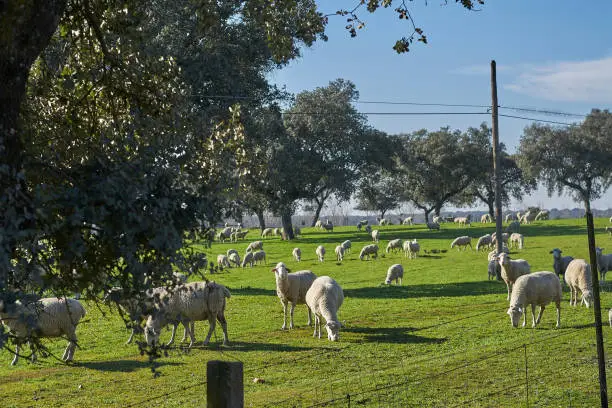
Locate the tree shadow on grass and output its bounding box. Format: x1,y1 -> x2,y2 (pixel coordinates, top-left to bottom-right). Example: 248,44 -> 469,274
345,281 -> 505,299
227,286 -> 276,296
216,341 -> 315,353
344,326 -> 446,345
77,359 -> 182,372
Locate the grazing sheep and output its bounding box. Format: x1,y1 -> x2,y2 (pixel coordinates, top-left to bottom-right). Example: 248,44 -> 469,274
335,245 -> 345,262
386,239 -> 403,254
272,262 -> 317,330
261,228 -> 274,238
359,244 -> 379,261
314,220 -> 323,229
506,221 -> 520,233
509,233 -> 524,250
564,259 -> 593,308
426,221 -> 440,231
232,230 -> 249,241
403,239 -> 420,259
241,251 -> 254,268
535,210 -> 549,221
292,247 -> 301,262
305,276 -> 344,341
487,248 -> 509,281
145,281 -> 230,347
364,225 -> 372,234
341,240 -> 352,254
227,249 -> 239,258
246,240 -> 264,252
432,216 -> 442,224
491,232 -> 509,245
498,253 -> 531,301
322,221 -> 334,232
450,236 -> 472,251
372,229 -> 380,243
316,245 -> 326,262
0,297 -> 86,365
481,214 -> 493,223
228,252 -> 241,268
507,271 -> 561,328
505,214 -> 516,223
217,254 -> 231,270
379,218 -> 390,226
402,217 -> 413,226
217,227 -> 233,242
454,216 -> 471,227
520,210 -> 536,224
253,250 -> 267,265
476,234 -> 492,252
385,264 -> 404,285
596,247 -> 612,281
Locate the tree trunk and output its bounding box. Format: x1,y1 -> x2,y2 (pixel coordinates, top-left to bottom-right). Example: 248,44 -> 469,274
256,210 -> 266,232
281,210 -> 294,240
380,209 -> 387,219
423,209 -> 431,224
434,205 -> 442,217
310,200 -> 324,227
487,200 -> 495,220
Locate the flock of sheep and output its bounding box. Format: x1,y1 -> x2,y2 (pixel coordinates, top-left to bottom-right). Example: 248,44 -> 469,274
2,212 -> 612,365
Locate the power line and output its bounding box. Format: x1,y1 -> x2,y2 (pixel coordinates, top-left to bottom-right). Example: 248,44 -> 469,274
355,100 -> 491,109
282,111 -> 489,116
498,113 -> 577,126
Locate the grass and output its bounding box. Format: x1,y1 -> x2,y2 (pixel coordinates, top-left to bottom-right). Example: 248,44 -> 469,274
2,218 -> 612,407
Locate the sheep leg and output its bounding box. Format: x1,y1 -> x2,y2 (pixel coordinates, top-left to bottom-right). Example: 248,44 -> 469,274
555,301 -> 561,328
289,302 -> 296,329
11,343 -> 21,366
312,315 -> 319,338
505,282 -> 511,301
534,305 -> 545,327
126,328 -> 136,345
202,316 -> 216,346
217,312 -> 230,346
29,341 -> 37,363
180,321 -> 193,343
167,322 -> 179,346
307,307 -> 312,327
281,300 -> 289,330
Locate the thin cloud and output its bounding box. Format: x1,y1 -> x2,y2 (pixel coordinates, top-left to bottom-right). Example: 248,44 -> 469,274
452,64 -> 513,76
504,57 -> 612,103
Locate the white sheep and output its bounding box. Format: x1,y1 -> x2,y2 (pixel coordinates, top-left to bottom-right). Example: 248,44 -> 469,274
505,214 -> 516,223
426,221 -> 440,231
315,220 -> 323,229
372,229 -> 380,242
246,240 -> 264,252
292,247 -> 302,262
227,249 -> 239,258
481,214 -> 492,223
454,216 -> 471,227
335,245 -> 345,262
386,239 -> 403,254
549,248 -> 573,280
241,251 -> 254,268
273,227 -> 281,236
379,218 -> 390,226
385,264 -> 404,285
341,240 -> 352,254
476,234 -> 492,251
145,281 -> 230,347
402,217 -> 413,226
498,253 -> 531,301
272,262 -> 317,330
305,276 -> 344,341
450,236 -> 472,251
228,252 -> 241,267
217,254 -> 231,270
520,210 -> 536,224
316,245 -> 326,262
0,297 -> 86,365
432,216 -> 442,224
261,228 -> 274,238
596,247 -> 612,281
535,210 -> 549,221
507,271 -> 561,328
253,250 -> 266,265
564,259 -> 593,308
404,239 -> 420,259
491,232 -> 509,245
359,244 -> 379,261
509,233 -> 524,250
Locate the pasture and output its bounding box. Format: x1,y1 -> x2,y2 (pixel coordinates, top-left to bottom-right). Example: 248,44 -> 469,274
1,218 -> 612,407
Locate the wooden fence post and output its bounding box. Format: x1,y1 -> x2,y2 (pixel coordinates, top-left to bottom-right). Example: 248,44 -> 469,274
207,360 -> 244,408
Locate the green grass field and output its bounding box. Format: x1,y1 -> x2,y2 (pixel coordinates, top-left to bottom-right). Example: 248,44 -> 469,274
2,218 -> 612,407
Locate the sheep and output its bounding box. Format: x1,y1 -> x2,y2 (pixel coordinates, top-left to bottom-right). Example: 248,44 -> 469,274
509,233 -> 524,250
226,249 -> 239,258
232,230 -> 249,241
507,271 -> 561,328
292,226 -> 301,237
450,236 -> 472,251
385,264 -> 404,285
272,227 -> 280,236
403,239 -> 420,259
253,250 -> 267,265
261,228 -> 274,238
606,226 -> 612,238
371,229 -> 380,242
246,240 -> 264,252
487,248 -> 509,281
520,210 -> 536,224
535,210 -> 549,221
228,252 -> 241,268
454,216 -> 471,227
241,251 -> 254,268
315,245 -> 326,262
505,214 -> 516,223
379,218 -> 390,226
271,262 -> 317,330
0,297 -> 86,365
341,240 -> 352,254
322,222 -> 334,232
481,214 -> 492,223
292,247 -> 302,262
498,253 -> 531,301
476,234 -> 492,252
364,225 -> 372,234
145,281 -> 230,348
564,259 -> 593,308
217,254 -> 231,270
596,247 -> 612,281
357,220 -> 368,231
402,217 -> 413,225
335,245 -> 345,262
432,216 -> 442,224
426,221 -> 440,231
386,239 -> 403,254
305,276 -> 344,341
359,244 -> 379,261
491,232 -> 509,245
506,221 -> 520,233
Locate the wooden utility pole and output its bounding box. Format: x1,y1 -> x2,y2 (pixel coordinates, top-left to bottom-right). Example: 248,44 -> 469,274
491,60 -> 503,280
207,361 -> 244,408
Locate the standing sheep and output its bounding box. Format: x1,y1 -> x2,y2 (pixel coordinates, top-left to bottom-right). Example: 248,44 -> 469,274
246,240 -> 264,252
261,228 -> 274,238
241,251 -> 254,268
217,254 -> 231,270
305,276 -> 344,341
372,229 -> 380,242
476,234 -> 492,252
564,259 -> 593,308
498,253 -> 531,301
450,236 -> 472,251
228,252 -> 241,268
272,262 -> 317,330
341,240 -> 352,254
426,221 -> 440,231
316,245 -> 326,262
550,248 -> 574,280
292,247 -> 302,262
253,250 -> 267,265
335,245 -> 345,262
596,247 -> 612,281
0,297 -> 86,365
481,214 -> 493,223
402,217 -> 413,225
507,271 -> 561,328
385,264 -> 404,285
359,244 -> 379,261
403,239 -> 420,259
386,239 -> 403,254
509,233 -> 524,250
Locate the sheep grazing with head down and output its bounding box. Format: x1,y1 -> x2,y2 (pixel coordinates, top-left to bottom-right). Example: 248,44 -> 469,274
476,234 -> 492,252
341,240 -> 352,254
481,214 -> 492,223
292,247 -> 301,262
451,236 -> 472,251
217,254 -> 231,270
315,245 -> 326,262
261,228 -> 274,238
246,240 -> 264,252
402,217 -> 413,225
403,239 -> 420,259
386,239 -> 402,254
335,245 -> 345,262
507,271 -> 561,328
385,264 -> 404,285
0,297 -> 87,365
359,244 -> 379,261
306,276 -> 344,341
550,248 -> 574,280
498,252 -> 531,301
228,252 -> 241,268
595,247 -> 612,281
564,259 -> 593,308
253,250 -> 266,265
272,262 -> 317,330
241,251 -> 254,268
426,221 -> 440,231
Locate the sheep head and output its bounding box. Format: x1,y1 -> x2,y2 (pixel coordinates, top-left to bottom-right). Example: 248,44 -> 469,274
507,306 -> 523,328
325,321 -> 342,341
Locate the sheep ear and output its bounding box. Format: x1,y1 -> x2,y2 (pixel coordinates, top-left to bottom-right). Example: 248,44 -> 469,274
271,268 -> 277,273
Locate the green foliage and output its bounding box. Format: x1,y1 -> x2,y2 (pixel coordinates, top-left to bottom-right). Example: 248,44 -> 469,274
354,168 -> 402,218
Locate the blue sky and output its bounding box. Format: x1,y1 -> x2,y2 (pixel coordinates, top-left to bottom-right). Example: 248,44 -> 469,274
269,1 -> 612,211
